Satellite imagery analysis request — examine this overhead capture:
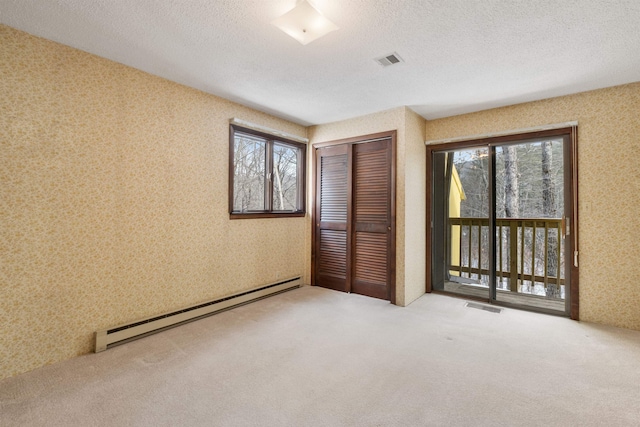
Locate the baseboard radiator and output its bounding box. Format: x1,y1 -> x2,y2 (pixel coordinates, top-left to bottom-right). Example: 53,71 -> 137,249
95,277 -> 301,352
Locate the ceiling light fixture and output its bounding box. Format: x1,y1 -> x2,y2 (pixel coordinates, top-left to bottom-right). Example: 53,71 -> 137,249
271,0 -> 338,45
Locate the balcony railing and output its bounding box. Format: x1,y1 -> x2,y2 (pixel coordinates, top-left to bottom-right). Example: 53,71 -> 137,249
448,217 -> 564,297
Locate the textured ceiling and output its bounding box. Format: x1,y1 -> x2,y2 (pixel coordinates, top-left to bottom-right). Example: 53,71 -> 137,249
2,0 -> 640,126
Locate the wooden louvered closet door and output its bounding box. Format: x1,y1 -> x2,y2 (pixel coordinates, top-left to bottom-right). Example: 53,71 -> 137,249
315,144 -> 350,292
314,134 -> 394,302
351,139 -> 392,300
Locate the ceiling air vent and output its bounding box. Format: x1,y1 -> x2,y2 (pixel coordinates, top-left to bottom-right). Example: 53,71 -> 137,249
375,52 -> 403,67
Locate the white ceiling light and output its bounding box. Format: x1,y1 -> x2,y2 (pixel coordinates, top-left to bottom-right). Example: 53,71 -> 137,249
271,0 -> 338,45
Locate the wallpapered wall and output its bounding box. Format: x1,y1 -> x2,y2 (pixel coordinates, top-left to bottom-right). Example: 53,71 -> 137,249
308,107 -> 427,307
403,109 -> 428,305
0,25 -> 308,379
425,82 -> 640,330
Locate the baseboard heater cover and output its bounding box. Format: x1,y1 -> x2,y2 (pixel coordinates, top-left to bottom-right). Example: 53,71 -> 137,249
95,277 -> 301,352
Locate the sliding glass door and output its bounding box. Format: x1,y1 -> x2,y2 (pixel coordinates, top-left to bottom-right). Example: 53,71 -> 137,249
428,128 -> 577,317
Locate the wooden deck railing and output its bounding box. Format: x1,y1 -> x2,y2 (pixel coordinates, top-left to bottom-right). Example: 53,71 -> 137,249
448,217 -> 564,294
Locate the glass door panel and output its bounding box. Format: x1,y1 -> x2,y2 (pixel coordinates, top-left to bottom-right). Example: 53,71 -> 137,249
493,138 -> 567,313
432,148 -> 490,300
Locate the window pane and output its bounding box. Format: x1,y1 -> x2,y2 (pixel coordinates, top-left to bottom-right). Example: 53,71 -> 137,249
272,143 -> 298,211
233,133 -> 265,212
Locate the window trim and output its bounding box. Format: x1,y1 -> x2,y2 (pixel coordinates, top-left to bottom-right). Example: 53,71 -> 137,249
229,124 -> 306,219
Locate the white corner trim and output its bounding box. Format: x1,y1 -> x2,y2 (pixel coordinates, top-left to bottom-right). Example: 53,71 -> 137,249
425,121 -> 578,145
230,118 -> 309,143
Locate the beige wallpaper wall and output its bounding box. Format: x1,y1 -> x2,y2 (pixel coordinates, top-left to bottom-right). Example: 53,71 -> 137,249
0,25 -> 308,380
308,107 -> 427,307
403,109 -> 427,304
425,82 -> 640,331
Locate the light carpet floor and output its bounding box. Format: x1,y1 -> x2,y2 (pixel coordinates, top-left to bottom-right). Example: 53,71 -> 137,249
1,286 -> 640,426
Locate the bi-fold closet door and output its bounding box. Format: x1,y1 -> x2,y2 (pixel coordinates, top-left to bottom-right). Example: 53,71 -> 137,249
313,133 -> 395,302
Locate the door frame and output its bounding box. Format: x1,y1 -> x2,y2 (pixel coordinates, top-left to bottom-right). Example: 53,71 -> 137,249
311,130 -> 397,304
425,127 -> 579,319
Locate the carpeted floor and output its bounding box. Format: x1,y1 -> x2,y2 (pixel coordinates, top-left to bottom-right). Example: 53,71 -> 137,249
1,286 -> 639,426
